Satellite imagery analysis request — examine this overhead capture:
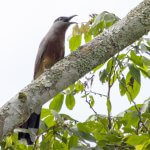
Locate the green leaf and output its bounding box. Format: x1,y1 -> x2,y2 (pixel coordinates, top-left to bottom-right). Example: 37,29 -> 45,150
40,141 -> 51,150
104,13 -> 119,27
128,104 -> 143,111
95,131 -> 122,145
118,53 -> 126,60
106,98 -> 112,114
123,110 -> 139,130
69,35 -> 82,51
80,23 -> 89,33
90,12 -> 119,37
65,94 -> 75,110
140,43 -> 150,52
41,108 -> 51,119
92,13 -> 104,28
92,11 -> 119,28
139,67 -> 150,78
77,123 -> 90,133
126,72 -> 141,101
142,100 -> 150,113
99,69 -> 108,83
49,93 -> 64,112
90,20 -> 105,36
68,135 -> 78,149
39,120 -> 48,133
126,135 -> 149,146
62,131 -> 68,144
84,32 -> 92,43
147,40 -> 150,47
93,64 -> 104,73
130,50 -> 143,67
110,72 -> 117,85
89,95 -> 95,107
44,115 -> 55,127
142,112 -> 150,119
60,114 -> 76,122
75,81 -> 84,92
69,84 -> 75,92
75,126 -> 95,142
15,144 -> 27,150
142,56 -> 150,66
142,142 -> 150,150
128,64 -> 141,83
119,77 -> 126,96
53,140 -> 67,150
106,58 -> 115,73
5,136 -> 12,148
72,24 -> 81,36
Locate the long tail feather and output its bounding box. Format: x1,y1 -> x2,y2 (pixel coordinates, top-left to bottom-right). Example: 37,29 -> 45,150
18,112 -> 41,145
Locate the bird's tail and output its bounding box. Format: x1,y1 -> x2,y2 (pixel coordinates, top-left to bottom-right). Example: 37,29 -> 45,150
18,111 -> 41,145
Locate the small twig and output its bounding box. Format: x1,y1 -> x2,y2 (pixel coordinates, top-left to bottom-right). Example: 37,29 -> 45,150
86,90 -> 108,98
107,58 -> 116,130
84,90 -> 98,115
115,51 -> 149,133
33,134 -> 40,150
33,127 -> 54,149
118,73 -> 149,133
64,125 -> 91,147
85,74 -> 95,81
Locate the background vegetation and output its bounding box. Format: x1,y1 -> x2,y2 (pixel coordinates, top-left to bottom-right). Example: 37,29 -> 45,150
0,12 -> 150,150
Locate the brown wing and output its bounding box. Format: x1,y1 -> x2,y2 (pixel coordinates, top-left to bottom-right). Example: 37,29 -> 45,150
34,38 -> 64,79
34,38 -> 47,79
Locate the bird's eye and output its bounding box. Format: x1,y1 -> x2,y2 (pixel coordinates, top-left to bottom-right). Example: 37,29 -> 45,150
54,17 -> 66,23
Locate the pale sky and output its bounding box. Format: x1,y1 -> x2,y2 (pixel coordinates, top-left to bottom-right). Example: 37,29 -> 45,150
0,0 -> 149,121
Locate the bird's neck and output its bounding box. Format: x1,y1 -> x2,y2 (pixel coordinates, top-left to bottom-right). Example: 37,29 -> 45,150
47,26 -> 67,43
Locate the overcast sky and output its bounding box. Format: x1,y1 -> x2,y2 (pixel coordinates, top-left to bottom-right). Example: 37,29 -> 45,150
0,0 -> 149,121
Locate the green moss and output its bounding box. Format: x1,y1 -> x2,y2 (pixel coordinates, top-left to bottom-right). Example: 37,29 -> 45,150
18,92 -> 27,102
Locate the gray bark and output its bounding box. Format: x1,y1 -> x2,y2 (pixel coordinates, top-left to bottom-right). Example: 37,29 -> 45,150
0,0 -> 150,141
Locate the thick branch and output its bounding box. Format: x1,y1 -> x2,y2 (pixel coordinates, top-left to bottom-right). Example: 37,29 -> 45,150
0,0 -> 150,141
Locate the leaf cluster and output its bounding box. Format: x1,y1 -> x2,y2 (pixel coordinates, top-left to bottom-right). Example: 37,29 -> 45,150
1,12 -> 150,150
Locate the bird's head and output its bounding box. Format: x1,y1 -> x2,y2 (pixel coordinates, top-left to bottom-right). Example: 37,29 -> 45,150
53,15 -> 77,31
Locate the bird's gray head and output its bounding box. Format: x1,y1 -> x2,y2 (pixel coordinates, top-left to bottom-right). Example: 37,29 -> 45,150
53,15 -> 77,32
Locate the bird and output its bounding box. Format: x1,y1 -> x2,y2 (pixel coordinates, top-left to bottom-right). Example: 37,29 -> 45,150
18,15 -> 77,145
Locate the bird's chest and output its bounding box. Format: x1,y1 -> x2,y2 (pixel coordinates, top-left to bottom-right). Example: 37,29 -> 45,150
54,41 -> 65,60
42,40 -> 65,67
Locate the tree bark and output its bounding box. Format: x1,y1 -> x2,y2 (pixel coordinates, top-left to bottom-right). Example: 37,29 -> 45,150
0,0 -> 150,141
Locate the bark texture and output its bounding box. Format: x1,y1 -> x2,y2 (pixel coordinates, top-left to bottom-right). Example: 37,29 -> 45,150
0,0 -> 150,141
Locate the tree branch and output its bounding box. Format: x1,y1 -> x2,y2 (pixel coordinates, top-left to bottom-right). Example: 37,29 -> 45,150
0,0 -> 150,141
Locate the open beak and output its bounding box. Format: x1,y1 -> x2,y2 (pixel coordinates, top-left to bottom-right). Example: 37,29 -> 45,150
67,15 -> 78,24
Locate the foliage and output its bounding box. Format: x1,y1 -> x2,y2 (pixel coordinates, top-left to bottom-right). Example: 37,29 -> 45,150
1,12 -> 150,150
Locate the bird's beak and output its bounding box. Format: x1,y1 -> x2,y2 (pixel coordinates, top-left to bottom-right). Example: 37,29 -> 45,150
68,15 -> 78,24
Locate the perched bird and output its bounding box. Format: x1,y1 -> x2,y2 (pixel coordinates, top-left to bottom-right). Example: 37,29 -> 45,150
18,15 -> 77,145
